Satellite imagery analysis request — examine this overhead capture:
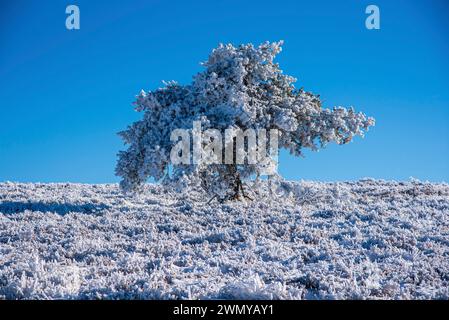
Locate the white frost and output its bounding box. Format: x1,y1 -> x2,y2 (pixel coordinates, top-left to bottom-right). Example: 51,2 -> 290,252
0,179 -> 448,299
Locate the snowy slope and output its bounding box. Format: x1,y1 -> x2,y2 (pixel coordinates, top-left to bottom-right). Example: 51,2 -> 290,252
0,179 -> 448,300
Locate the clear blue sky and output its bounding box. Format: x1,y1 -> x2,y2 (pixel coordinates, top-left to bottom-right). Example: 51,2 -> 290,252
1,0 -> 448,183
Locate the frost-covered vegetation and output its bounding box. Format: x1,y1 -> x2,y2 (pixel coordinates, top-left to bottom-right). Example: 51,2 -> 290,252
1,179 -> 448,299
116,41 -> 374,199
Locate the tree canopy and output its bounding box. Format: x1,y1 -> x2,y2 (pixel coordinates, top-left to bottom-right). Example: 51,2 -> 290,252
116,41 -> 374,199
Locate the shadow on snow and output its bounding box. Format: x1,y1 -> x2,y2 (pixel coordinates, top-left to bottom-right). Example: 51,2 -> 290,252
0,201 -> 109,215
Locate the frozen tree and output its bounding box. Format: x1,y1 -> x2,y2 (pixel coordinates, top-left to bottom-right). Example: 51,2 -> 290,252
116,41 -> 374,200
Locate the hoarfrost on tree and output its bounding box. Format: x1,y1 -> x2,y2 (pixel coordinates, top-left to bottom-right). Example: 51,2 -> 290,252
116,41 -> 374,199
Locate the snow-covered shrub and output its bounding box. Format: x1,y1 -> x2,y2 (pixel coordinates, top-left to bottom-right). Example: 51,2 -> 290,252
116,41 -> 374,199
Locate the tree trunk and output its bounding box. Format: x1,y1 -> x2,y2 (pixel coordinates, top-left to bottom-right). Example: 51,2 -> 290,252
227,165 -> 252,201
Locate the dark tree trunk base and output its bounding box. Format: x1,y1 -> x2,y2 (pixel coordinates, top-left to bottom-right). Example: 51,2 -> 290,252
207,175 -> 253,204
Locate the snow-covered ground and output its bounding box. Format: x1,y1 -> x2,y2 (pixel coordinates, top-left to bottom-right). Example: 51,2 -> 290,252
0,179 -> 448,300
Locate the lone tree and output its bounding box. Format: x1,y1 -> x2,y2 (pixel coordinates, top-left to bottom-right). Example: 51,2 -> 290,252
116,41 -> 374,200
